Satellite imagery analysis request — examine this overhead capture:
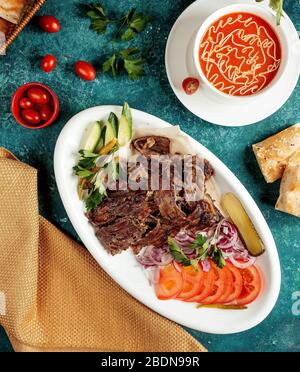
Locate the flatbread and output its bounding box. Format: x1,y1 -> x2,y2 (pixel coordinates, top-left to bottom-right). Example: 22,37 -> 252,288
253,124 -> 300,183
0,17 -> 12,35
276,150 -> 300,218
0,0 -> 28,24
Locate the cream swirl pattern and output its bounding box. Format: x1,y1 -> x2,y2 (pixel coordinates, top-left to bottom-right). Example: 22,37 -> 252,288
199,13 -> 281,96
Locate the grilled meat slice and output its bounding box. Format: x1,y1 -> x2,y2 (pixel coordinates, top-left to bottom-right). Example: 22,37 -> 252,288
132,136 -> 170,156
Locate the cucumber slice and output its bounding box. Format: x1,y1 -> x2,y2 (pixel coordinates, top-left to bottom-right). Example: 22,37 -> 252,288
81,121 -> 102,152
118,102 -> 132,147
95,121 -> 106,153
105,113 -> 118,145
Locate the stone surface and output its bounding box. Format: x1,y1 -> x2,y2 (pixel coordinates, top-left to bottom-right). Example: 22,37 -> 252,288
0,0 -> 299,352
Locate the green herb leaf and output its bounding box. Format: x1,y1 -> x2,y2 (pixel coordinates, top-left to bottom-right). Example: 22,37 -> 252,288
211,247 -> 226,269
103,53 -> 119,76
85,188 -> 105,212
120,48 -> 145,80
190,259 -> 199,271
102,53 -> 120,76
73,165 -> 96,179
87,3 -> 111,35
121,9 -> 150,41
79,150 -> 99,158
168,237 -> 191,266
77,150 -> 100,169
270,0 -> 284,25
255,0 -> 284,25
191,234 -> 210,261
192,234 -> 207,248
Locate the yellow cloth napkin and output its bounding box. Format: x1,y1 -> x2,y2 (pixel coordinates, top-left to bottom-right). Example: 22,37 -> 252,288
0,148 -> 206,352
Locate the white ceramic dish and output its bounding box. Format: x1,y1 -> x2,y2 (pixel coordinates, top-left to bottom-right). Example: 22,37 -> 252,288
193,4 -> 289,100
54,105 -> 281,335
165,0 -> 300,126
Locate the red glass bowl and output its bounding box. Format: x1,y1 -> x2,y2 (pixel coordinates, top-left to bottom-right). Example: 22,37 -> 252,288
11,82 -> 59,129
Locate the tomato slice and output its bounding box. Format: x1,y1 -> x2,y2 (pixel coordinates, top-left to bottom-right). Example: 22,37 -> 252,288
235,266 -> 262,306
217,262 -> 243,304
185,267 -> 214,303
176,265 -> 204,300
155,264 -> 183,300
215,265 -> 233,304
200,264 -> 227,304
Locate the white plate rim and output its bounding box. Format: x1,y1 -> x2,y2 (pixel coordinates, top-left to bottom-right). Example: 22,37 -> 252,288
165,0 -> 300,127
54,105 -> 281,335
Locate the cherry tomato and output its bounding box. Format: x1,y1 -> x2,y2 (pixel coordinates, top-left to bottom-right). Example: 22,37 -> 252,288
41,54 -> 57,73
182,77 -> 200,95
39,15 -> 60,33
176,264 -> 204,300
22,109 -> 41,125
38,104 -> 53,122
19,97 -> 34,109
74,61 -> 97,81
155,264 -> 183,300
235,266 -> 262,306
27,88 -> 50,105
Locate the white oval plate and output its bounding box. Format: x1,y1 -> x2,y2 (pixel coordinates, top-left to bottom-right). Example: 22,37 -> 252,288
165,0 -> 300,126
54,106 -> 281,334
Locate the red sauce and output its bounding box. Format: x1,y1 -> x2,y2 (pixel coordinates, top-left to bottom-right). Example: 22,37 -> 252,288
199,12 -> 282,96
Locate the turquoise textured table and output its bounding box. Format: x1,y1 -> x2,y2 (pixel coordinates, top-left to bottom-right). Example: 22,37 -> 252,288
0,0 -> 299,352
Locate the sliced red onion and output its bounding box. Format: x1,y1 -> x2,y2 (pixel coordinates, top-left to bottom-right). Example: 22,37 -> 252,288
173,261 -> 182,273
136,245 -> 173,268
174,231 -> 198,258
215,219 -> 257,269
201,259 -> 211,272
146,266 -> 160,286
229,255 -> 256,269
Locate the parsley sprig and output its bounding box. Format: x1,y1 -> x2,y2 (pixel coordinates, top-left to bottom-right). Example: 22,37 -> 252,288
168,231 -> 226,271
255,0 -> 284,25
86,3 -> 150,80
103,48 -> 145,80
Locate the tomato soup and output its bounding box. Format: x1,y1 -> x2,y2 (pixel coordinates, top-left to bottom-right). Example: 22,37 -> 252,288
199,12 -> 282,96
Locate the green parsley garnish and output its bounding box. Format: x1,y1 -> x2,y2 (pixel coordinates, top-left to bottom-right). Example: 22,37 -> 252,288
103,48 -> 145,80
168,237 -> 192,267
168,231 -> 226,270
255,0 -> 284,25
87,4 -> 111,35
86,2 -> 150,80
85,188 -> 106,212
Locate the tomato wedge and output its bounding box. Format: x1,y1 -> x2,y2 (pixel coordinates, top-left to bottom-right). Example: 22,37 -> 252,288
155,264 -> 183,300
235,266 -> 262,306
200,264 -> 227,304
185,267 -> 214,303
176,265 -> 204,300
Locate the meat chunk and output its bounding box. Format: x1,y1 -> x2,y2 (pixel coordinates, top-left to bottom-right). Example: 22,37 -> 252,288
87,138 -> 222,256
132,136 -> 170,156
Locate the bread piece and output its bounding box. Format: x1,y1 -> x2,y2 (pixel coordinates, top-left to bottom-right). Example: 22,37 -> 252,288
253,124 -> 300,183
276,150 -> 300,218
0,0 -> 28,25
0,17 -> 13,35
